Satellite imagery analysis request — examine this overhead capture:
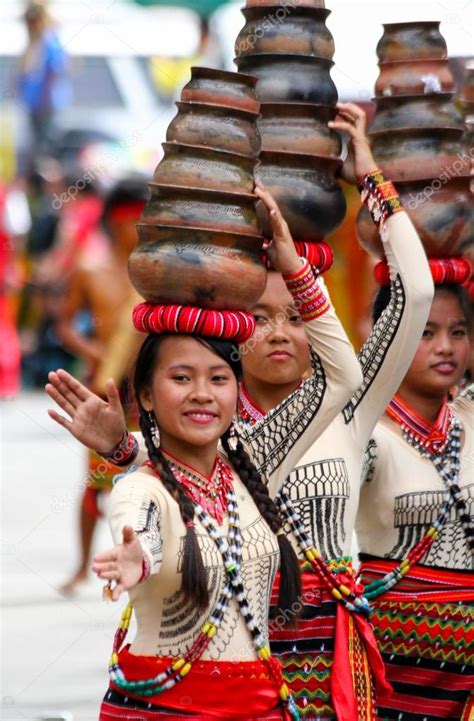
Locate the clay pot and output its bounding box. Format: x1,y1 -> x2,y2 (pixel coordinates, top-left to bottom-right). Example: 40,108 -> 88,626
375,59 -> 454,97
369,128 -> 468,182
166,102 -> 261,158
236,53 -> 337,105
143,184 -> 261,236
245,0 -> 325,8
356,177 -> 473,258
235,7 -> 334,60
181,66 -> 260,113
370,93 -> 464,132
129,224 -> 266,310
153,143 -> 257,194
376,22 -> 447,62
255,150 -> 346,241
258,103 -> 342,155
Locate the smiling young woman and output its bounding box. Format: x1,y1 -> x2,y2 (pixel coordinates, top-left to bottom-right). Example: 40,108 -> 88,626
356,285 -> 473,721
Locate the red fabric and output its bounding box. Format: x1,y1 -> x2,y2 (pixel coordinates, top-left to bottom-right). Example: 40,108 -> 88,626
83,486 -> 102,520
263,241 -> 334,275
103,646 -> 286,719
107,201 -> 146,223
132,303 -> 256,343
374,257 -> 472,286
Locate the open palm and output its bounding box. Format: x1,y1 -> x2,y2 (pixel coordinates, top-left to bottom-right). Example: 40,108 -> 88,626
46,369 -> 127,454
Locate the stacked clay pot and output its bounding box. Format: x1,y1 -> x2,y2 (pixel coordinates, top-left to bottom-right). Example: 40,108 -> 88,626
234,0 -> 346,243
128,67 -> 267,310
356,21 -> 472,259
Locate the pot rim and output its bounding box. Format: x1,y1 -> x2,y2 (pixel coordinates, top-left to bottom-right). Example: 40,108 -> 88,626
235,52 -> 334,67
147,182 -> 258,202
188,65 -> 258,87
259,102 -> 337,118
240,5 -> 331,18
387,175 -> 473,188
368,126 -> 465,138
135,222 -> 264,244
161,141 -> 260,165
259,148 -> 342,169
378,58 -> 450,68
381,20 -> 441,30
174,100 -> 260,118
372,92 -> 455,104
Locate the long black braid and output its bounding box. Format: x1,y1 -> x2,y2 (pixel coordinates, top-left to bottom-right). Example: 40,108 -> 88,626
134,333 -> 301,621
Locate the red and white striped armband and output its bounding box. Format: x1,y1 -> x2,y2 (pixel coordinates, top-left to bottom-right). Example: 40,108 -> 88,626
100,430 -> 139,467
283,259 -> 330,321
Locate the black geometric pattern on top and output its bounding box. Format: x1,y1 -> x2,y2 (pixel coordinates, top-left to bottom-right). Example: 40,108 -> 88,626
343,274 -> 406,424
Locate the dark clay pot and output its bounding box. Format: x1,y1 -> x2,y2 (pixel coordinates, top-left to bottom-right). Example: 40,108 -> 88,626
236,53 -> 338,105
166,101 -> 261,158
235,6 -> 334,60
258,103 -> 342,155
129,224 -> 266,310
153,143 -> 258,195
181,66 -> 260,113
370,93 -> 464,132
255,150 -> 346,242
143,184 -> 261,236
376,21 -> 447,62
369,128 -> 467,182
375,59 -> 454,97
356,177 -> 473,258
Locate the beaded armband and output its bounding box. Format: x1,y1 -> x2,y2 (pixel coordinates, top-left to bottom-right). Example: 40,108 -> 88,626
358,169 -> 403,241
100,430 -> 139,467
283,259 -> 330,321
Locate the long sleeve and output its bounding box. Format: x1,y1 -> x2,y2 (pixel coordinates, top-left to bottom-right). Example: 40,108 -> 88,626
342,211 -> 434,443
109,472 -> 164,576
239,278 -> 363,499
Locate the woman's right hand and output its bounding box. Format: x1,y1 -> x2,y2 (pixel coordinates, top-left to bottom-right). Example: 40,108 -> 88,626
45,369 -> 127,454
92,526 -> 144,601
329,102 -> 378,185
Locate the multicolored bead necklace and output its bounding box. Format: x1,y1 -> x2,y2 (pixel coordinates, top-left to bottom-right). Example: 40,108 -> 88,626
385,393 -> 452,455
277,488 -> 371,615
364,400 -> 473,601
145,451 -> 233,524
108,471 -> 300,719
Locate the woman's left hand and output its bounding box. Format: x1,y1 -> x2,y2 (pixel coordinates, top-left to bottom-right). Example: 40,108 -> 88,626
255,182 -> 301,276
329,102 -> 378,185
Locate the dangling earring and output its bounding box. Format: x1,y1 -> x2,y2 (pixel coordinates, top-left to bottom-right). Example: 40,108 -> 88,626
228,423 -> 238,451
148,411 -> 160,448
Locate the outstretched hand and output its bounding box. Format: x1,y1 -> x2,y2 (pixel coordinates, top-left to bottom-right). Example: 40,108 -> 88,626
255,182 -> 301,276
45,369 -> 127,454
92,526 -> 144,601
329,102 -> 378,185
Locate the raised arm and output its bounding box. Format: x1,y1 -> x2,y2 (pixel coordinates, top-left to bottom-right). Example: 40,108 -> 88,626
329,102 -> 434,443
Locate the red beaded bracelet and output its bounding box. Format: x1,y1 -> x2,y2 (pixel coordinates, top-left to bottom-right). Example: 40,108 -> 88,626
100,431 -> 139,467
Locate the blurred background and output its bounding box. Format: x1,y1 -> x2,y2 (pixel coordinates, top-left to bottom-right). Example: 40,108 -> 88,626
1,0 -> 472,718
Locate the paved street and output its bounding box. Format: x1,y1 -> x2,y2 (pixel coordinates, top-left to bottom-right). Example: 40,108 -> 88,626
1,392 -> 130,721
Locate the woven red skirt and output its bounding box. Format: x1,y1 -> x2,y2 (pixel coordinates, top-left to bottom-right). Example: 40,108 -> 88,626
359,556 -> 474,721
99,645 -> 287,720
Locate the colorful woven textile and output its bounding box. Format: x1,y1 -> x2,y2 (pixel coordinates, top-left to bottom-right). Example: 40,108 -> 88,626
374,257 -> 472,287
359,557 -> 474,721
133,303 -> 256,343
99,647 -> 287,720
269,561 -> 380,720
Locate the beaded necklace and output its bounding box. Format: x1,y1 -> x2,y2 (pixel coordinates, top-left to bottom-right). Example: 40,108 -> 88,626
364,400 -> 473,601
144,451 -> 233,524
108,465 -> 300,720
385,393 -> 452,455
237,391 -> 372,616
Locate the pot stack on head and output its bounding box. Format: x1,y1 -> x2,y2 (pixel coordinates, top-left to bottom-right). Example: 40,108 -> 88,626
128,67 -> 267,313
234,0 -> 346,248
356,21 -> 472,274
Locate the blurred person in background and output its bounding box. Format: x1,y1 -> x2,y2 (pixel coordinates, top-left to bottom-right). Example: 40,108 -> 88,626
0,183 -> 22,398
17,1 -> 72,157
55,176 -> 147,595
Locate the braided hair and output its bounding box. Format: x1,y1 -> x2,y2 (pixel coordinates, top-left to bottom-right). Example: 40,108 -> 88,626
134,333 -> 301,619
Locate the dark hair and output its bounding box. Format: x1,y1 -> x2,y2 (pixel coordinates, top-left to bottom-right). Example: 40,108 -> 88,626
372,283 -> 472,328
101,176 -> 149,233
134,333 -> 301,617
